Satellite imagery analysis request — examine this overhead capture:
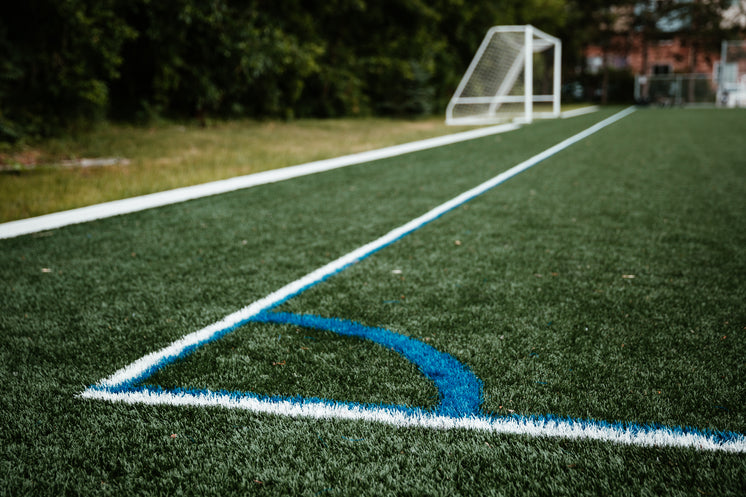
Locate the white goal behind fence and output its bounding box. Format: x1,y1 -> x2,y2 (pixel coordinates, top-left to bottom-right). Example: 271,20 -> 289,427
446,25 -> 561,125
718,40 -> 746,107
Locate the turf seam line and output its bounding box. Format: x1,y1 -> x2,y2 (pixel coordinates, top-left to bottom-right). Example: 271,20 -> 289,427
0,123 -> 520,240
87,106 -> 636,391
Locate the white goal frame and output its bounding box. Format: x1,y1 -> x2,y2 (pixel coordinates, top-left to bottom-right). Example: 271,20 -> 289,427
717,40 -> 746,107
446,25 -> 561,125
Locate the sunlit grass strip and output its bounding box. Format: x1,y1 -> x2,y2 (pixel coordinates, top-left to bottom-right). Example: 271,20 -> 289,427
0,123 -> 519,239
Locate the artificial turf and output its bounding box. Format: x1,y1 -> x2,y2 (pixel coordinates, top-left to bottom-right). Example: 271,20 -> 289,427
1,107 -> 744,495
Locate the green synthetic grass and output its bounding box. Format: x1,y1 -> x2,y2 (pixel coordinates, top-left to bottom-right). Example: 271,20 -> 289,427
1,108 -> 745,495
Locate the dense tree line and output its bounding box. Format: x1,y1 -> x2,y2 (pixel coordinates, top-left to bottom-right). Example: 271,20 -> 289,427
0,1 -> 740,140
0,0 -> 571,140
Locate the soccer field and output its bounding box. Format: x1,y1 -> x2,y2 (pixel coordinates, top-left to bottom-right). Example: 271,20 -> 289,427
1,108 -> 744,495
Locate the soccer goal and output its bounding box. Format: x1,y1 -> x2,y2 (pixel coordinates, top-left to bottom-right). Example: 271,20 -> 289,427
717,40 -> 746,107
446,25 -> 561,125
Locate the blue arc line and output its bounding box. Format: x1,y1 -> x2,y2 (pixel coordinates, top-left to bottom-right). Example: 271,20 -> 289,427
87,311 -> 745,449
250,312 -> 483,417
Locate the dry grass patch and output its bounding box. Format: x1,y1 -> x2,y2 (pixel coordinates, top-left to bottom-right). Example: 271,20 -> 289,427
0,117 -> 479,222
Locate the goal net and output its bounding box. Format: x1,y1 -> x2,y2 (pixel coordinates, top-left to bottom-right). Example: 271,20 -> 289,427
446,25 -> 561,125
717,40 -> 746,107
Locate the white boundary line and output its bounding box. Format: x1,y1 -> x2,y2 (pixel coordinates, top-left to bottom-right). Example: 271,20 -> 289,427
0,123 -> 519,240
80,105 -> 746,451
80,388 -> 746,453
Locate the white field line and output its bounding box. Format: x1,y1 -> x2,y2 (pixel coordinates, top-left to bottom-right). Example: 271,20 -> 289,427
80,388 -> 746,453
0,123 -> 519,240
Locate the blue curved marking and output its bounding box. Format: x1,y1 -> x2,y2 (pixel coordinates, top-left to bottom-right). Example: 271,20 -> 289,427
250,312 -> 483,417
86,311 -> 746,450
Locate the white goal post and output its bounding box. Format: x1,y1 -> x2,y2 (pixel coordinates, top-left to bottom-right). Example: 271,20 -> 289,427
446,25 -> 561,125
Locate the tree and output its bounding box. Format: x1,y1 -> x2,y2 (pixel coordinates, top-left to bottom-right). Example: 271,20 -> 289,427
657,0 -> 739,71
559,1 -> 639,104
0,0 -> 135,140
0,0 -> 580,141
109,0 -> 324,122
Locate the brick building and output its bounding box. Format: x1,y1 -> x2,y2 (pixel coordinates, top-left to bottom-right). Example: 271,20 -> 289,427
583,1 -> 746,104
586,34 -> 720,76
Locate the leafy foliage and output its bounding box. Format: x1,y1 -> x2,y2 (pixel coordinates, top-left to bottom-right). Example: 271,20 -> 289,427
0,0 -> 574,140
0,0 -> 135,139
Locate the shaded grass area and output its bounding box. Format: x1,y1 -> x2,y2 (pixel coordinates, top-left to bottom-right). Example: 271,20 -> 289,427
1,108 -> 744,495
0,117 -> 481,222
